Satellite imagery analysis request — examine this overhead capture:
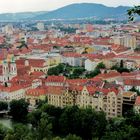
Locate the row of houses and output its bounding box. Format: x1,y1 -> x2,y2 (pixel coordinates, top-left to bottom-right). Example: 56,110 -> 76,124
0,60 -> 140,118
23,76 -> 140,118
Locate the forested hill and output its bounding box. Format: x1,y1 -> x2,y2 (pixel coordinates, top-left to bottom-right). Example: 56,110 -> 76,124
0,3 -> 130,21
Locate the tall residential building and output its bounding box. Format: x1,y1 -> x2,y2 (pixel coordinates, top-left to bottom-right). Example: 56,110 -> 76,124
36,22 -> 45,31
111,35 -> 136,49
2,24 -> 14,35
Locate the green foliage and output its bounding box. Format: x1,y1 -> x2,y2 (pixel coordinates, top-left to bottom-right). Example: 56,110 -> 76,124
47,64 -> 64,76
101,115 -> 140,140
40,104 -> 63,135
120,60 -> 124,68
65,134 -> 82,140
0,124 -> 7,140
69,67 -> 85,79
9,99 -> 29,122
2,104 -> 140,140
52,134 -> 82,140
35,113 -> 52,140
6,124 -> 31,140
4,82 -> 8,87
96,62 -> 106,69
0,101 -> 8,111
59,106 -> 81,135
52,136 -> 62,140
4,123 -> 34,140
85,62 -> 105,78
47,63 -> 85,79
28,105 -> 107,139
128,6 -> 140,21
59,27 -> 77,34
86,68 -> 100,78
27,109 -> 42,127
59,106 -> 107,139
36,97 -> 48,109
111,65 -> 130,73
130,86 -> 140,95
135,46 -> 140,52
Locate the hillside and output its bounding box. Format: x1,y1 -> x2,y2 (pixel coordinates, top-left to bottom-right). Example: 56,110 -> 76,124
33,3 -> 130,20
0,3 -> 130,21
0,11 -> 46,21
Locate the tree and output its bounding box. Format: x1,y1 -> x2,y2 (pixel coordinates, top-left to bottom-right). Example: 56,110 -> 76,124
35,113 -> 52,140
101,117 -> 138,140
9,99 -> 29,122
128,6 -> 140,21
85,62 -> 106,78
59,106 -> 81,136
135,46 -> 140,52
79,108 -> 107,139
52,136 -> 62,140
40,104 -> 63,135
69,67 -> 85,79
27,109 -> 42,127
59,27 -> 77,34
0,124 -> 7,140
65,134 -> 82,140
0,101 -> 8,111
52,135 -> 82,140
96,62 -> 106,69
120,60 -> 124,68
36,96 -> 48,109
4,82 -> 8,87
4,124 -> 33,140
85,68 -> 100,78
129,86 -> 140,95
47,64 -> 64,76
111,65 -> 130,73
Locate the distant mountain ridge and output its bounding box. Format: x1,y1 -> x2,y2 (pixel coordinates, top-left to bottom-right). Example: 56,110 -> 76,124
0,11 -> 47,21
33,3 -> 130,20
0,3 -> 131,21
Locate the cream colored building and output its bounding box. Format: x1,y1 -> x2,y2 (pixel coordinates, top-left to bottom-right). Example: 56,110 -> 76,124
111,35 -> 136,49
47,86 -> 74,108
46,85 -> 123,118
0,86 -> 25,102
77,86 -> 123,118
25,88 -> 46,107
77,86 -> 104,111
134,96 -> 140,113
105,91 -> 123,118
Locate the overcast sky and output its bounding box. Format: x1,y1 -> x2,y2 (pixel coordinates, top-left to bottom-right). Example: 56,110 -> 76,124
0,0 -> 139,13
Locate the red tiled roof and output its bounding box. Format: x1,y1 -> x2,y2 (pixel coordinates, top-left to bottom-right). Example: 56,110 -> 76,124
16,59 -> 25,66
124,79 -> 140,86
30,71 -> 45,77
46,76 -> 66,83
66,79 -> 88,86
2,85 -> 23,92
96,71 -> 121,79
85,86 -> 119,96
26,88 -> 46,96
63,53 -> 81,58
68,85 -> 83,92
47,86 -> 65,95
28,59 -> 46,67
135,96 -> 140,105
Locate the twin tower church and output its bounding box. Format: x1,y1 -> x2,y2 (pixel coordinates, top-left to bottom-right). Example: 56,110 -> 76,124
0,56 -> 17,83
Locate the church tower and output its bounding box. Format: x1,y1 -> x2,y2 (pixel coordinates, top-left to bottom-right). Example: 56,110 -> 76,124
2,59 -> 9,75
10,56 -> 17,76
2,59 -> 9,82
